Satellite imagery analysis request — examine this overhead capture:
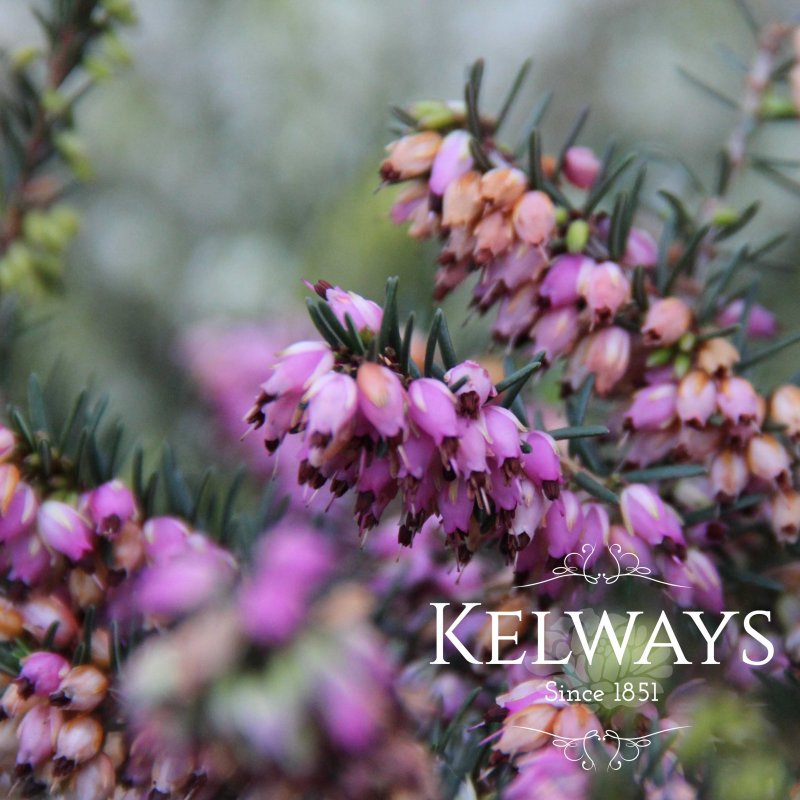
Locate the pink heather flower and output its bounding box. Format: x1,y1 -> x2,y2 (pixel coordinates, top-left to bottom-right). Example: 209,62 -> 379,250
305,372 -> 358,445
356,362 -> 407,439
770,384 -> 800,437
543,491 -> 583,558
506,747 -> 590,800
85,479 -> 137,536
480,167 -> 528,210
408,378 -> 459,444
562,146 -> 601,190
717,376 -> 760,424
438,480 -> 473,535
581,503 -> 609,565
444,360 -> 496,408
262,341 -> 334,397
51,665 -> 109,712
661,549 -> 724,612
16,704 -> 62,768
483,406 -> 524,462
747,434 -> 790,484
710,450 -> 749,499
474,210 -> 515,261
452,417 -> 489,477
624,430 -> 676,468
142,516 -> 191,562
512,190 -> 556,245
380,130 -> 442,182
768,490 -> 800,543
239,524 -> 333,644
22,595 -> 79,648
2,532 -> 51,586
0,470 -> 37,542
18,651 -> 69,697
37,501 -> 94,562
0,425 -> 15,461
54,713 -> 104,766
491,285 -> 539,343
716,299 -> 777,339
324,287 -> 384,334
390,180 -> 427,225
442,171 -> 483,228
510,479 -> 548,540
608,523 -> 656,571
584,261 -> 630,321
521,431 -> 562,499
676,370 -> 717,427
530,306 -> 580,363
317,669 -> 385,752
429,130 -> 473,196
624,383 -> 678,431
620,484 -> 685,548
584,326 -> 631,395
642,297 -> 693,346
623,226 -> 658,267
71,753 -> 116,800
538,254 -> 593,309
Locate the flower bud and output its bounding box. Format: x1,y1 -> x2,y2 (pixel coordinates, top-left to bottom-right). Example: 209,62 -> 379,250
22,595 -> 79,648
305,372 -> 358,443
0,466 -> 37,542
624,383 -> 677,431
521,431 -> 562,499
16,704 -> 62,768
474,210 -> 514,260
542,491 -> 583,558
717,377 -> 759,424
676,370 -> 716,427
623,227 -> 657,267
562,146 -> 601,189
642,297 -> 693,346
3,532 -> 52,586
261,341 -> 334,401
357,363 -> 407,438
716,299 -> 777,339
325,288 -> 383,335
585,261 -> 631,321
442,171 -> 483,228
429,130 -> 473,195
18,651 -> 69,697
583,326 -> 631,395
380,131 -> 442,182
620,484 -> 684,547
37,501 -> 94,562
512,191 -> 555,245
530,306 -> 580,363
480,167 -> 527,209
696,338 -> 740,375
2,682 -> 36,718
408,378 -> 459,445
69,753 -> 116,800
769,490 -> 800,543
55,714 -> 103,768
710,450 -> 749,499
444,360 -> 496,409
50,665 -> 108,712
769,384 -> 800,438
747,434 -> 790,485
142,516 -> 189,563
538,254 -> 593,309
85,480 -> 137,537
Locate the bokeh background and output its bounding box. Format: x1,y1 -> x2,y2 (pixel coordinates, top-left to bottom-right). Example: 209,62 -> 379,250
0,0 -> 797,471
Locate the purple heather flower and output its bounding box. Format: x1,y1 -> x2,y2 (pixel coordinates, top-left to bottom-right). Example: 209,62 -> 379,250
2,531 -> 51,586
18,651 -> 69,697
538,254 -> 593,309
716,376 -> 760,424
581,503 -> 609,565
543,491 -> 583,558
262,340 -> 334,398
642,297 -> 693,346
484,405 -> 524,462
0,474 -> 37,542
624,383 -> 678,431
717,299 -> 777,339
356,362 -> 407,439
324,287 -> 384,334
142,516 -> 191,563
438,480 -> 473,535
521,431 -> 563,499
676,370 -> 717,427
623,226 -> 658,267
305,371 -> 358,446
510,479 -> 549,540
429,130 -> 474,196
408,378 -> 459,444
583,326 -> 631,395
85,479 -> 137,536
747,434 -> 790,484
710,450 -> 749,499
530,306 -> 580,363
562,146 -> 601,190
37,501 -> 95,562
660,549 -> 723,612
444,360 -> 497,409
480,167 -> 528,210
620,484 -> 685,548
0,425 -> 15,461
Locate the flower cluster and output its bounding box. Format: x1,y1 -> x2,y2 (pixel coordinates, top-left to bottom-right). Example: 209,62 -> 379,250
121,522 -> 441,799
0,424 -> 236,798
245,283 -> 564,561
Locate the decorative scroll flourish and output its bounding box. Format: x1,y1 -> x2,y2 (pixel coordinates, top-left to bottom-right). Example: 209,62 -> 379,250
510,725 -> 692,771
514,543 -> 691,589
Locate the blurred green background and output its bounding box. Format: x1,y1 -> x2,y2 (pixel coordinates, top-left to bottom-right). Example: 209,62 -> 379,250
0,0 -> 797,467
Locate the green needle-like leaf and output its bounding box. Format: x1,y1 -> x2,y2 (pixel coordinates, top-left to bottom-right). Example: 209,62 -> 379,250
737,331 -> 800,371
496,58 -> 532,131
620,464 -> 707,482
573,471 -> 619,504
548,425 -> 609,441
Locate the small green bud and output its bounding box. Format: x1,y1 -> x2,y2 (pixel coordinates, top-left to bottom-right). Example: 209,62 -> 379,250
100,0 -> 137,24
99,32 -> 132,66
646,347 -> 673,368
10,46 -> 40,70
673,353 -> 692,378
760,92 -> 797,120
711,206 -> 739,227
554,206 -> 569,226
678,332 -> 696,353
55,133 -> 93,181
84,55 -> 114,81
566,219 -> 589,253
408,100 -> 457,130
